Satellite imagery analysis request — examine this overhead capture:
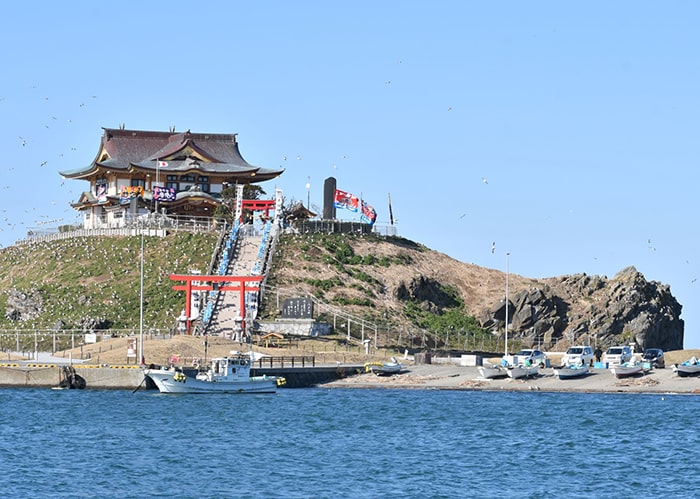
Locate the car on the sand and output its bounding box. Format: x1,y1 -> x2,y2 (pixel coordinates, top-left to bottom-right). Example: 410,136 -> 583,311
561,346 -> 594,367
641,348 -> 665,368
603,345 -> 633,366
511,349 -> 548,367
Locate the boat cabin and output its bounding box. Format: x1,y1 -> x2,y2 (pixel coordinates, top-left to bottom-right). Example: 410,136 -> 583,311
198,355 -> 253,382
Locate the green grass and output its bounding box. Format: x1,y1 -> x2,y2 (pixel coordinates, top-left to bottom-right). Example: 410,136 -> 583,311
0,233 -> 217,331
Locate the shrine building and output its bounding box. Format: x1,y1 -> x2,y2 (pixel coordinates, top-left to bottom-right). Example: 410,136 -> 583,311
59,127 -> 283,229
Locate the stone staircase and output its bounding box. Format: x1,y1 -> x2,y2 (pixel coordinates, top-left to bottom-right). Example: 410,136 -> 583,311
205,229 -> 264,339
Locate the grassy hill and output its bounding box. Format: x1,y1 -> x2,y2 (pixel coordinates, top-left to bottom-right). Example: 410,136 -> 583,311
0,230 -> 692,364
0,233 -> 217,332
0,231 -> 506,354
264,232 -> 521,338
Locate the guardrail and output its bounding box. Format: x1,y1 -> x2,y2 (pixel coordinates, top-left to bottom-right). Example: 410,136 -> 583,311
253,356 -> 315,368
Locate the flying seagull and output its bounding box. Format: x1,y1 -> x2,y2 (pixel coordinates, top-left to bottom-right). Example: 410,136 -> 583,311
491,242 -> 496,254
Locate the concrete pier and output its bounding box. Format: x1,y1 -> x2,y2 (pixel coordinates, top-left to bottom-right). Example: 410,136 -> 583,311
0,362 -> 364,390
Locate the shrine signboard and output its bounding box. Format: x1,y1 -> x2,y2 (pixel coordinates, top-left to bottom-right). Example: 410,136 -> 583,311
281,298 -> 314,319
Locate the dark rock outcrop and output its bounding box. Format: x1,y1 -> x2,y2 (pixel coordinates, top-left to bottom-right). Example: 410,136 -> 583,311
5,288 -> 43,322
479,266 -> 683,351
395,276 -> 460,312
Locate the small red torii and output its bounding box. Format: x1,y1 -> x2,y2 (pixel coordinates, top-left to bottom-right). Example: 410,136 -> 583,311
240,199 -> 276,220
170,274 -> 263,334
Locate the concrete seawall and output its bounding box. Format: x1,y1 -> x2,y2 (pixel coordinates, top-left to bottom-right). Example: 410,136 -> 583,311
0,363 -> 364,390
0,364 -> 145,389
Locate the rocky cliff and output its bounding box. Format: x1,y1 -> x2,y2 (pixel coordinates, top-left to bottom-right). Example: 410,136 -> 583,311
479,266 -> 683,351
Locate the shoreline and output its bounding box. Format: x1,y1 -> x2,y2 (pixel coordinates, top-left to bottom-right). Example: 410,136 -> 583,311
322,364 -> 700,394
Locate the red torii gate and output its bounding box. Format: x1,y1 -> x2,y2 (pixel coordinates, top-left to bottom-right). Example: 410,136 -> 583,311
240,198 -> 276,222
170,274 -> 263,334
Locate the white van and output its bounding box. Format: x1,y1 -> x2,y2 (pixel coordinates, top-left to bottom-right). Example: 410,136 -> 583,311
603,346 -> 632,366
561,346 -> 594,367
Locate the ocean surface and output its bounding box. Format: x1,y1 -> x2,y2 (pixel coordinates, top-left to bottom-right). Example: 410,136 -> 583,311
0,387 -> 698,498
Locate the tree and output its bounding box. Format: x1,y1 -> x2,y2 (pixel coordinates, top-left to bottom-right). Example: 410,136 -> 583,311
212,184 -> 267,222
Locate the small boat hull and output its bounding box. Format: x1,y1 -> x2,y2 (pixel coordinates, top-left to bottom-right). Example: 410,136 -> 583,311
478,365 -> 508,379
366,357 -> 404,376
507,365 -> 538,379
369,364 -> 403,376
611,364 -> 645,379
557,366 -> 589,380
673,363 -> 700,377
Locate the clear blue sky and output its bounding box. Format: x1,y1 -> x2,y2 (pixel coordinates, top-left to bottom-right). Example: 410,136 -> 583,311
2,1 -> 699,347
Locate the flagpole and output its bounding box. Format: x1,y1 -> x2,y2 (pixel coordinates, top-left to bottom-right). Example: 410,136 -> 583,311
155,158 -> 160,215
505,252 -> 510,357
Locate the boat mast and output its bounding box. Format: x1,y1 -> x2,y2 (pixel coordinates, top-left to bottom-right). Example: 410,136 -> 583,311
505,252 -> 510,357
139,233 -> 145,365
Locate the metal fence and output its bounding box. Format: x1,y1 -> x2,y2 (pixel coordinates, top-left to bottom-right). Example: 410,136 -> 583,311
16,214 -> 226,245
0,329 -> 173,358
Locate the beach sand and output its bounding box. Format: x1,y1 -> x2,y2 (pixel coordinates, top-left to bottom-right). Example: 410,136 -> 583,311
323,363 -> 700,394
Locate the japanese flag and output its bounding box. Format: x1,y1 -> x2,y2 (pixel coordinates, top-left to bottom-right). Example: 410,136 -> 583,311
159,161 -> 168,167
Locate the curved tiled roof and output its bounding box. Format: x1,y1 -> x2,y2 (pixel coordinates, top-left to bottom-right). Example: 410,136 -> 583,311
59,128 -> 283,182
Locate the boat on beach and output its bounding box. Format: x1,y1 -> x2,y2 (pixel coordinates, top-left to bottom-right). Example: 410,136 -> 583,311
506,364 -> 539,379
556,364 -> 589,380
610,361 -> 646,379
477,362 -> 508,379
673,357 -> 700,377
365,357 -> 404,376
145,354 -> 285,394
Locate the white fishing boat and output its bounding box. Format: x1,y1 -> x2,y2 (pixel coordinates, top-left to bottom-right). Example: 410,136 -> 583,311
477,362 -> 508,379
556,364 -> 589,380
610,361 -> 646,379
506,364 -> 539,379
145,354 -> 285,394
673,357 -> 700,377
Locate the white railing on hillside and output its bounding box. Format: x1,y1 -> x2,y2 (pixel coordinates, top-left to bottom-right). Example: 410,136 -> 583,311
16,214 -> 226,246
200,222 -> 242,326
244,220 -> 276,323
287,220 -> 397,237
199,221 -> 276,333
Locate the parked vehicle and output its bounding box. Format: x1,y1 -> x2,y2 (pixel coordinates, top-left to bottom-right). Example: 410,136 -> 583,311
561,346 -> 594,367
505,349 -> 548,368
603,346 -> 633,366
641,348 -> 665,368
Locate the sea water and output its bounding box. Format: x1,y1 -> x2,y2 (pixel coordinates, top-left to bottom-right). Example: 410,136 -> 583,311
0,387 -> 698,498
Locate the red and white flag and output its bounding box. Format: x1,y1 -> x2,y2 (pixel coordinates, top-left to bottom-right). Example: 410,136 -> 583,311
158,160 -> 168,167
334,189 -> 359,212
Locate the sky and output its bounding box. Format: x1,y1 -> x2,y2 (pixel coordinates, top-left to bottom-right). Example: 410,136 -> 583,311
1,1 -> 699,347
